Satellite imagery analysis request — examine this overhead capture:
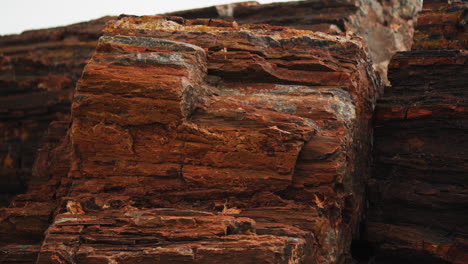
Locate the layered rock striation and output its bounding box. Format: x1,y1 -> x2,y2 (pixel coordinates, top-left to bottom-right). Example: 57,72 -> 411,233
168,0 -> 423,84
0,0 -> 422,209
0,120 -> 71,263
367,0 -> 468,263
0,17 -> 113,206
1,16 -> 380,263
2,0 -> 465,263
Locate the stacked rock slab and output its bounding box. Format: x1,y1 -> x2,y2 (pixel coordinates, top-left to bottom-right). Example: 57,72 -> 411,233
168,0 -> 422,84
14,16 -> 380,263
0,0 -> 421,208
0,19 -> 111,263
0,1 -> 426,263
368,0 -> 468,263
0,120 -> 72,263
0,17 -> 113,206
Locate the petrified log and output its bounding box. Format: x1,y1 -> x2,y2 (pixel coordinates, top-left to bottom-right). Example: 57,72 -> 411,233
0,16 -> 380,263
412,0 -> 467,50
0,120 -> 71,263
0,17 -> 113,206
0,1 -> 440,263
0,0 -> 421,209
168,0 -> 423,84
367,0 -> 468,263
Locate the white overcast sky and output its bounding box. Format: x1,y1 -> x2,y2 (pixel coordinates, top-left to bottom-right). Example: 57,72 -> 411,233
1,0 -> 299,35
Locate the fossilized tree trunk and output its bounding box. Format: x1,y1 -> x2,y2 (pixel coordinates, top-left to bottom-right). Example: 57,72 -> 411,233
2,16 -> 381,263
367,0 -> 468,263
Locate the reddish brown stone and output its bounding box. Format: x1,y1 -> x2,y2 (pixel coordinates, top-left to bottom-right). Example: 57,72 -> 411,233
168,0 -> 423,84
36,208 -> 306,264
0,120 -> 71,263
412,0 -> 467,50
0,1 -> 440,263
0,0 -> 422,209
12,16 -> 380,263
367,1 -> 468,263
0,17 -> 113,206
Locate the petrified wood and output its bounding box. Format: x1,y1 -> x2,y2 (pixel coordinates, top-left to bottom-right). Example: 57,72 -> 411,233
0,0 -> 422,209
1,16 -> 380,263
367,0 -> 468,263
168,0 -> 423,84
0,17 -> 113,206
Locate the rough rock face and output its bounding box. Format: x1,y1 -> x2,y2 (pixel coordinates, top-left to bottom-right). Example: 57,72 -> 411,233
412,0 -> 467,50
1,16 -> 380,263
367,0 -> 468,263
7,1 -> 467,263
0,17 -> 112,206
0,0 -> 422,208
168,0 -> 423,84
0,120 -> 71,263
0,20 -> 111,261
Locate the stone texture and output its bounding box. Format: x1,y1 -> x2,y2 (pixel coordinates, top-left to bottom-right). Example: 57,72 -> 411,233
4,1 -> 466,263
412,0 -> 467,50
0,17 -> 113,206
0,120 -> 71,263
168,0 -> 423,84
36,208 -> 306,264
367,0 -> 468,263
0,0 -> 422,208
0,16 -> 380,263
